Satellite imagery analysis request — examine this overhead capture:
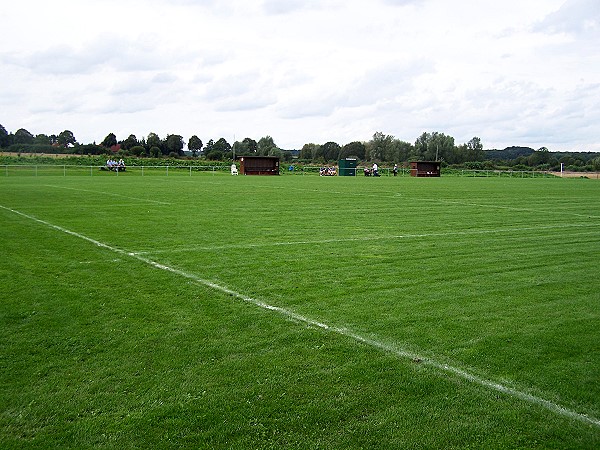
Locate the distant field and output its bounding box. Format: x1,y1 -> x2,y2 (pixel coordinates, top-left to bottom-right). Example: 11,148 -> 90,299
1,173 -> 599,448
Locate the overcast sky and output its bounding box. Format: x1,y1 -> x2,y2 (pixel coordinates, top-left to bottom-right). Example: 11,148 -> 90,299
1,0 -> 598,151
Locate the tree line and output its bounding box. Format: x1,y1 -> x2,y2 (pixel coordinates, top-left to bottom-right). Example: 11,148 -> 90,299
1,124 -> 599,171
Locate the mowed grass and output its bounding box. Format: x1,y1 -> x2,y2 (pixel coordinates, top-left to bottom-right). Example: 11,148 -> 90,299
1,172 -> 599,448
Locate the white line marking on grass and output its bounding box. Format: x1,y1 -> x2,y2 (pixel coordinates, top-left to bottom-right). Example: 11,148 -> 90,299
134,222 -> 600,255
2,203 -> 600,429
44,185 -> 171,205
426,198 -> 600,220
223,182 -> 600,219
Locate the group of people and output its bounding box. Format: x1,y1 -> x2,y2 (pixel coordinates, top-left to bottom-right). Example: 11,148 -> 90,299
364,163 -> 380,177
105,158 -> 126,171
320,166 -> 337,176
363,163 -> 399,177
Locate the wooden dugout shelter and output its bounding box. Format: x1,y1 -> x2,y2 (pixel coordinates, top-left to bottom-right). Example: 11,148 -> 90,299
238,156 -> 280,175
410,161 -> 441,177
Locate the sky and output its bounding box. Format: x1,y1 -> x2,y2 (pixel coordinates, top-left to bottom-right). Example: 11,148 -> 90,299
1,0 -> 599,151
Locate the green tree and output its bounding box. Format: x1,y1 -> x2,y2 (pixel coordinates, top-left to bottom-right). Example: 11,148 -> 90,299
368,132 -> 394,161
14,128 -> 34,145
101,133 -> 118,148
257,136 -> 278,156
120,134 -> 139,151
214,138 -> 231,153
389,139 -> 412,162
339,141 -> 366,160
300,143 -> 320,161
528,147 -> 551,167
466,136 -> 484,161
34,134 -> 51,145
414,131 -> 454,161
590,157 -> 600,177
0,124 -> 9,147
414,132 -> 429,160
233,137 -> 258,156
130,145 -> 147,157
321,141 -> 341,162
146,133 -> 161,152
165,134 -> 184,156
243,137 -> 258,154
149,146 -> 161,158
188,135 -> 203,157
57,130 -> 77,148
428,132 -> 454,162
204,139 -> 214,153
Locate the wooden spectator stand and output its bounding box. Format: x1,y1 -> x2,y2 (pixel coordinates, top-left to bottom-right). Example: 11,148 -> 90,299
410,161 -> 441,177
238,156 -> 280,175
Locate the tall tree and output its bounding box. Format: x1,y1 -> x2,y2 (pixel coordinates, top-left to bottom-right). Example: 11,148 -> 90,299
300,143 -> 320,160
321,141 -> 341,162
414,132 -> 430,160
257,136 -> 278,156
14,128 -> 34,145
146,132 -> 161,151
188,135 -> 203,157
34,134 -> 51,145
120,134 -> 139,151
339,141 -> 366,160
0,124 -> 9,147
465,136 -> 484,162
368,132 -> 394,161
243,137 -> 258,154
414,131 -> 454,161
165,134 -> 184,156
213,138 -> 231,154
57,130 -> 77,148
101,133 -> 118,148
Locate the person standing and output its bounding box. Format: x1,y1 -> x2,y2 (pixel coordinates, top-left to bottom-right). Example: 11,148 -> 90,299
372,162 -> 380,177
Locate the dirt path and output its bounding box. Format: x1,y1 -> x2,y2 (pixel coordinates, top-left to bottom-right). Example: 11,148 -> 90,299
550,171 -> 600,179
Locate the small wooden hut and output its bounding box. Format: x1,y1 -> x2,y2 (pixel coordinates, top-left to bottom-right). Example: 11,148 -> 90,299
410,161 -> 441,177
238,156 -> 280,175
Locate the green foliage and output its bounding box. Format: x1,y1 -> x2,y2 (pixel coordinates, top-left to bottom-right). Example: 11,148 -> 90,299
257,136 -> 277,156
1,123 -> 599,168
149,146 -> 161,158
188,135 -> 203,157
119,134 -> 139,151
233,137 -> 258,156
13,128 -> 34,145
321,141 -> 341,161
165,134 -> 184,156
339,141 -> 366,160
100,132 -> 118,148
0,124 -> 9,147
57,130 -> 77,148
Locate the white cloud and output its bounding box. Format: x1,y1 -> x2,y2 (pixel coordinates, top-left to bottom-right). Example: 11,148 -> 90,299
535,0 -> 600,36
0,0 -> 598,151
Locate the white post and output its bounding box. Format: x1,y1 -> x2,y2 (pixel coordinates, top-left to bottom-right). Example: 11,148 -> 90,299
561,163 -> 564,178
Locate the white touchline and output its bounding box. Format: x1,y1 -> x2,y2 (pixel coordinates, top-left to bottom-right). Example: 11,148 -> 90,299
2,203 -> 600,429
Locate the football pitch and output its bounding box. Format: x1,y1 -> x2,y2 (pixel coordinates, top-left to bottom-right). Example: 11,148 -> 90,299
1,172 -> 599,448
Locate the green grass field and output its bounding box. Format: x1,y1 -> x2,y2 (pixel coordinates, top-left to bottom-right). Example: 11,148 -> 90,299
1,172 -> 599,448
